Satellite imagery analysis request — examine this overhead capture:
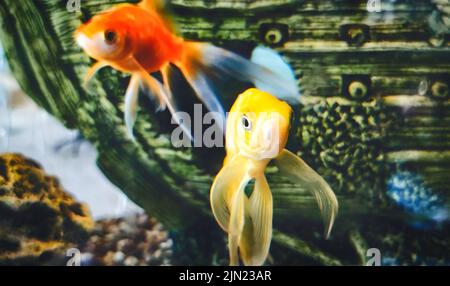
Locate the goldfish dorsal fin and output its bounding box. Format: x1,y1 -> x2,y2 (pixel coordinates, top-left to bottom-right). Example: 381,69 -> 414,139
139,0 -> 165,12
139,0 -> 177,33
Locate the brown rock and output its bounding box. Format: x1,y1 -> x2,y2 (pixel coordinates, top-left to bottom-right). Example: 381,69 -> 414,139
0,153 -> 93,265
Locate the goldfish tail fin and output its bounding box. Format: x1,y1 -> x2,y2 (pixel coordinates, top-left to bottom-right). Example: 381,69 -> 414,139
210,156 -> 251,266
228,181 -> 246,266
250,46 -> 300,102
210,156 -> 250,232
239,175 -> 273,266
175,43 -> 226,135
275,149 -> 339,239
124,74 -> 141,140
179,42 -> 299,105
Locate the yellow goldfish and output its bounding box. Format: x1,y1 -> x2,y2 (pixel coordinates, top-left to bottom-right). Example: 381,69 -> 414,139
210,88 -> 339,266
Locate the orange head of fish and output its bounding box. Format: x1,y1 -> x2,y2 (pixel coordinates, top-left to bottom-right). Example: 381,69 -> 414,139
75,6 -> 137,62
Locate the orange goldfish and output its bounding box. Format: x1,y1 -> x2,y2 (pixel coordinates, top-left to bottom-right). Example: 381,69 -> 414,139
210,88 -> 338,266
75,0 -> 299,140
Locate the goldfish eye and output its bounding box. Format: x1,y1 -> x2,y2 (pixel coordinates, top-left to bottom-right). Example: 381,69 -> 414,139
104,29 -> 117,44
241,115 -> 252,131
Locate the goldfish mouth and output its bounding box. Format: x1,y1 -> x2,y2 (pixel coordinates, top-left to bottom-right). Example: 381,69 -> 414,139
241,141 -> 280,160
75,32 -> 105,59
76,33 -> 93,52
240,118 -> 282,160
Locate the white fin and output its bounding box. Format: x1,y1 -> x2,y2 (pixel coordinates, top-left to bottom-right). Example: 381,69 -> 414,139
124,74 -> 140,140
210,155 -> 251,266
240,175 -> 273,266
138,71 -> 194,141
138,74 -> 167,111
196,43 -> 300,104
83,61 -> 108,90
129,58 -> 194,141
275,149 -> 339,239
210,156 -> 250,232
161,64 -> 174,100
251,46 -> 300,103
176,64 -> 226,136
228,184 -> 246,266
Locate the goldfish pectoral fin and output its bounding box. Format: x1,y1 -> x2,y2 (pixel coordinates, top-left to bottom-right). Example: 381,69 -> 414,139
83,61 -> 108,90
275,149 -> 339,239
210,156 -> 250,232
124,74 -> 141,141
240,175 -> 273,266
176,61 -> 226,136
